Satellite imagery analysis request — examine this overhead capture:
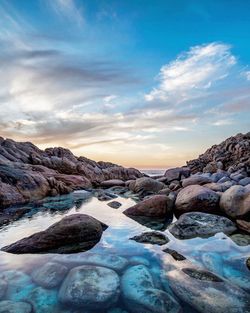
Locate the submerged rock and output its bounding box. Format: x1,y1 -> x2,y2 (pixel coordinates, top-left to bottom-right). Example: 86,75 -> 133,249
31,262 -> 68,288
54,252 -> 128,272
1,214 -> 107,254
169,212 -> 236,239
220,185 -> 250,218
59,265 -> 120,309
0,300 -> 32,313
27,287 -> 58,313
123,195 -> 173,218
175,185 -> 220,215
167,267 -> 250,313
107,201 -> 122,209
163,248 -> 186,261
130,231 -> 169,245
0,279 -> 7,299
121,265 -> 181,313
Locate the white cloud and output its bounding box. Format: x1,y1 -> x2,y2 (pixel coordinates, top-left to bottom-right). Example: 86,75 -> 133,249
212,119 -> 234,126
145,42 -> 236,103
242,70 -> 250,81
49,0 -> 84,27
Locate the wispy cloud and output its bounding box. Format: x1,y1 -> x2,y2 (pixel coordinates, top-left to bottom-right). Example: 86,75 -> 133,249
145,43 -> 236,103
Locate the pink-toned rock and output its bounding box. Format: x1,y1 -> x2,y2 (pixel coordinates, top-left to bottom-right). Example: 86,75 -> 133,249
175,185 -> 220,215
182,175 -> 212,188
123,195 -> 173,217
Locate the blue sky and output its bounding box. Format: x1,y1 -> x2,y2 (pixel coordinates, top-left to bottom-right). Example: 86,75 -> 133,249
0,0 -> 249,168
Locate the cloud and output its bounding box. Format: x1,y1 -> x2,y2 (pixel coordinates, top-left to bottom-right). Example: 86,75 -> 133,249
48,0 -> 84,27
145,43 -> 236,103
212,119 -> 234,126
242,70 -> 250,81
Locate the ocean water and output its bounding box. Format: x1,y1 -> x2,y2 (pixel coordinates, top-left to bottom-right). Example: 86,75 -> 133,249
0,190 -> 249,313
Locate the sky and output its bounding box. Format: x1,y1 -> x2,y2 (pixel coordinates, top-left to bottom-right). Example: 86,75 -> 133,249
0,0 -> 250,169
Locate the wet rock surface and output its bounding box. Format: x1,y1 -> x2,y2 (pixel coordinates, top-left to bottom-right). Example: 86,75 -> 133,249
1,214 -> 107,254
0,300 -> 33,313
130,231 -> 169,245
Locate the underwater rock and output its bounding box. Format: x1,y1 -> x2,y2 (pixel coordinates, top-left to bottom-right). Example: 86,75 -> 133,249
107,308 -> 129,313
27,287 -> 58,313
107,201 -> 122,209
54,252 -> 128,272
220,185 -> 250,218
175,185 -> 220,215
0,270 -> 34,301
167,267 -> 250,313
31,262 -> 68,289
0,279 -> 7,299
123,195 -> 173,218
230,233 -> 250,246
59,265 -> 120,309
130,231 -> 169,245
2,214 -> 107,254
121,265 -> 181,313
169,212 -> 236,239
163,248 -> 186,261
129,256 -> 150,267
95,189 -> 118,201
201,252 -> 224,276
0,300 -> 32,313
223,265 -> 250,292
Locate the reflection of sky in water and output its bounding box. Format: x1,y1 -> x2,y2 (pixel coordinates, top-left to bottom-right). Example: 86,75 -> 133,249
0,191 -> 249,312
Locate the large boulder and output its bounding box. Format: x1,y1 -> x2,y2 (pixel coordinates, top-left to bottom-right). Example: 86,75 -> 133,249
175,185 -> 220,215
182,175 -> 212,187
130,231 -> 169,245
121,265 -> 181,313
166,267 -> 250,313
59,265 -> 120,309
164,167 -> 190,182
100,179 -> 125,188
168,212 -> 236,239
1,214 -> 107,254
123,195 -> 173,218
220,185 -> 250,218
129,177 -> 165,193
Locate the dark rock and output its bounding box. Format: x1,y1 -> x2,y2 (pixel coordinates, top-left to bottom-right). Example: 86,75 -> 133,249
175,185 -> 220,215
163,248 -> 186,261
100,179 -> 125,188
129,177 -> 165,194
182,175 -> 212,187
169,212 -> 236,239
230,233 -> 250,246
123,195 -> 173,218
164,167 -> 190,182
107,201 -> 122,209
1,214 -> 107,254
236,219 -> 250,233
0,300 -> 32,313
59,265 -> 120,309
130,231 -> 169,245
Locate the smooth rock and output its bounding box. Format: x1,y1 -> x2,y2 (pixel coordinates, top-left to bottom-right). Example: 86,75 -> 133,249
100,179 -> 125,188
236,219 -> 250,233
130,231 -> 169,245
175,185 -> 220,215
59,265 -> 120,309
164,167 -> 190,182
182,175 -> 212,187
239,177 -> 250,186
220,185 -> 250,218
121,265 -> 181,313
54,252 -> 128,272
27,287 -> 58,313
107,201 -> 122,209
169,212 -> 236,239
129,177 -> 165,194
230,233 -> 250,246
0,300 -> 32,313
163,248 -> 186,261
167,267 -> 250,313
2,214 -> 106,254
123,195 -> 173,218
31,262 -> 68,288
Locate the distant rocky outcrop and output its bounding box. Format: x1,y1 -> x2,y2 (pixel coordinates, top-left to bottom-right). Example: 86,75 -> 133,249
187,132 -> 250,174
0,137 -> 143,208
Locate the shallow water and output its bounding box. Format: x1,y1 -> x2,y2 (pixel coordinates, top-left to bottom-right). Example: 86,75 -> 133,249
0,190 -> 249,313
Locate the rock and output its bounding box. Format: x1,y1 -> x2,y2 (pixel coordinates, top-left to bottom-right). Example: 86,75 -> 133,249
0,279 -> 7,299
123,195 -> 173,218
239,177 -> 250,186
108,308 -> 129,313
0,301 -> 32,313
100,179 -> 125,188
2,214 -> 106,254
163,248 -> 186,261
129,177 -> 165,194
95,189 -> 118,201
53,252 -> 128,272
168,212 -> 236,239
31,262 -> 68,288
59,265 -> 120,309
247,258 -> 250,270
203,182 -> 230,192
175,185 -> 220,215
220,185 -> 250,218
164,167 -> 190,182
236,219 -> 250,233
230,172 -> 246,182
201,252 -> 224,276
130,231 -> 169,245
107,201 -> 122,209
129,256 -> 150,267
25,287 -> 58,313
167,267 -> 250,313
158,187 -> 171,195
230,233 -> 250,246
182,175 -> 212,187
121,265 -> 181,313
